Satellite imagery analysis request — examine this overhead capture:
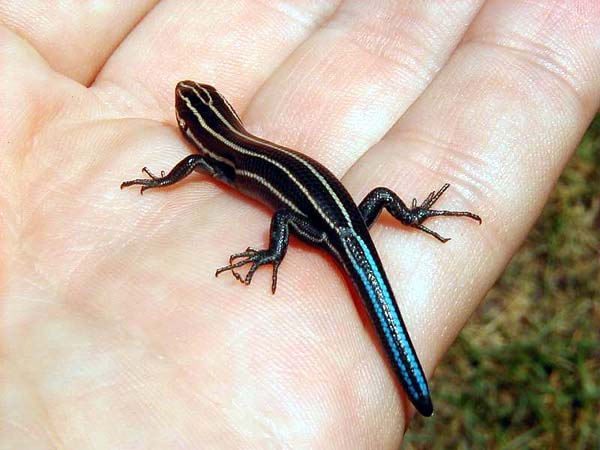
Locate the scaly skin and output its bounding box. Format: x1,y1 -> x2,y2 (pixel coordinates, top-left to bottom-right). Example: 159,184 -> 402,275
1,2 -> 599,448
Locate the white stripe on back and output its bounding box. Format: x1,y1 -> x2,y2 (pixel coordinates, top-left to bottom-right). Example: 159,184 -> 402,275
178,89 -> 337,229
182,82 -> 353,227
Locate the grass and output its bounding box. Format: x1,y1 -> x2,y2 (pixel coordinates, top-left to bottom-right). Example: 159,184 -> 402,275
403,114 -> 600,450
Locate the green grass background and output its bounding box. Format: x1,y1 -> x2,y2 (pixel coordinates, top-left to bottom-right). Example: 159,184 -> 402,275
404,114 -> 600,450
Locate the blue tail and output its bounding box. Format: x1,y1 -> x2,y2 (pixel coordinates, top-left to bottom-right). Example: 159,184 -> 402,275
337,229 -> 433,416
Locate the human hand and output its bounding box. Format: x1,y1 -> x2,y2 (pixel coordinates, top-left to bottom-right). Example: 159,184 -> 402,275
1,2 -> 599,448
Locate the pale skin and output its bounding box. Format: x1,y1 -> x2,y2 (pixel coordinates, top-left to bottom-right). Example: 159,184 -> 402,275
1,1 -> 599,448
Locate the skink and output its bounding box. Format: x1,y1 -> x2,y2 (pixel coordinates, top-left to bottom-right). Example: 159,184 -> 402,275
122,81 -> 481,417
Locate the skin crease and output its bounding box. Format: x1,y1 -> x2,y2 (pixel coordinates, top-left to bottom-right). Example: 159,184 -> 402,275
0,0 -> 599,448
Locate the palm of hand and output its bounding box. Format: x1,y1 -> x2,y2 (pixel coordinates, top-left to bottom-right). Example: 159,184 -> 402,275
2,2 -> 599,449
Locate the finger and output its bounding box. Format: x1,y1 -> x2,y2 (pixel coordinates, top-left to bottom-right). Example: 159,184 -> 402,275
0,25 -> 78,261
0,1 -> 158,84
0,24 -> 78,165
94,0 -> 339,118
243,1 -> 485,173
344,0 -> 600,370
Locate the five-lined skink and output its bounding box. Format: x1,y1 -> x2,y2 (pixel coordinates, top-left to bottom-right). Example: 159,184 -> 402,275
121,81 -> 481,416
